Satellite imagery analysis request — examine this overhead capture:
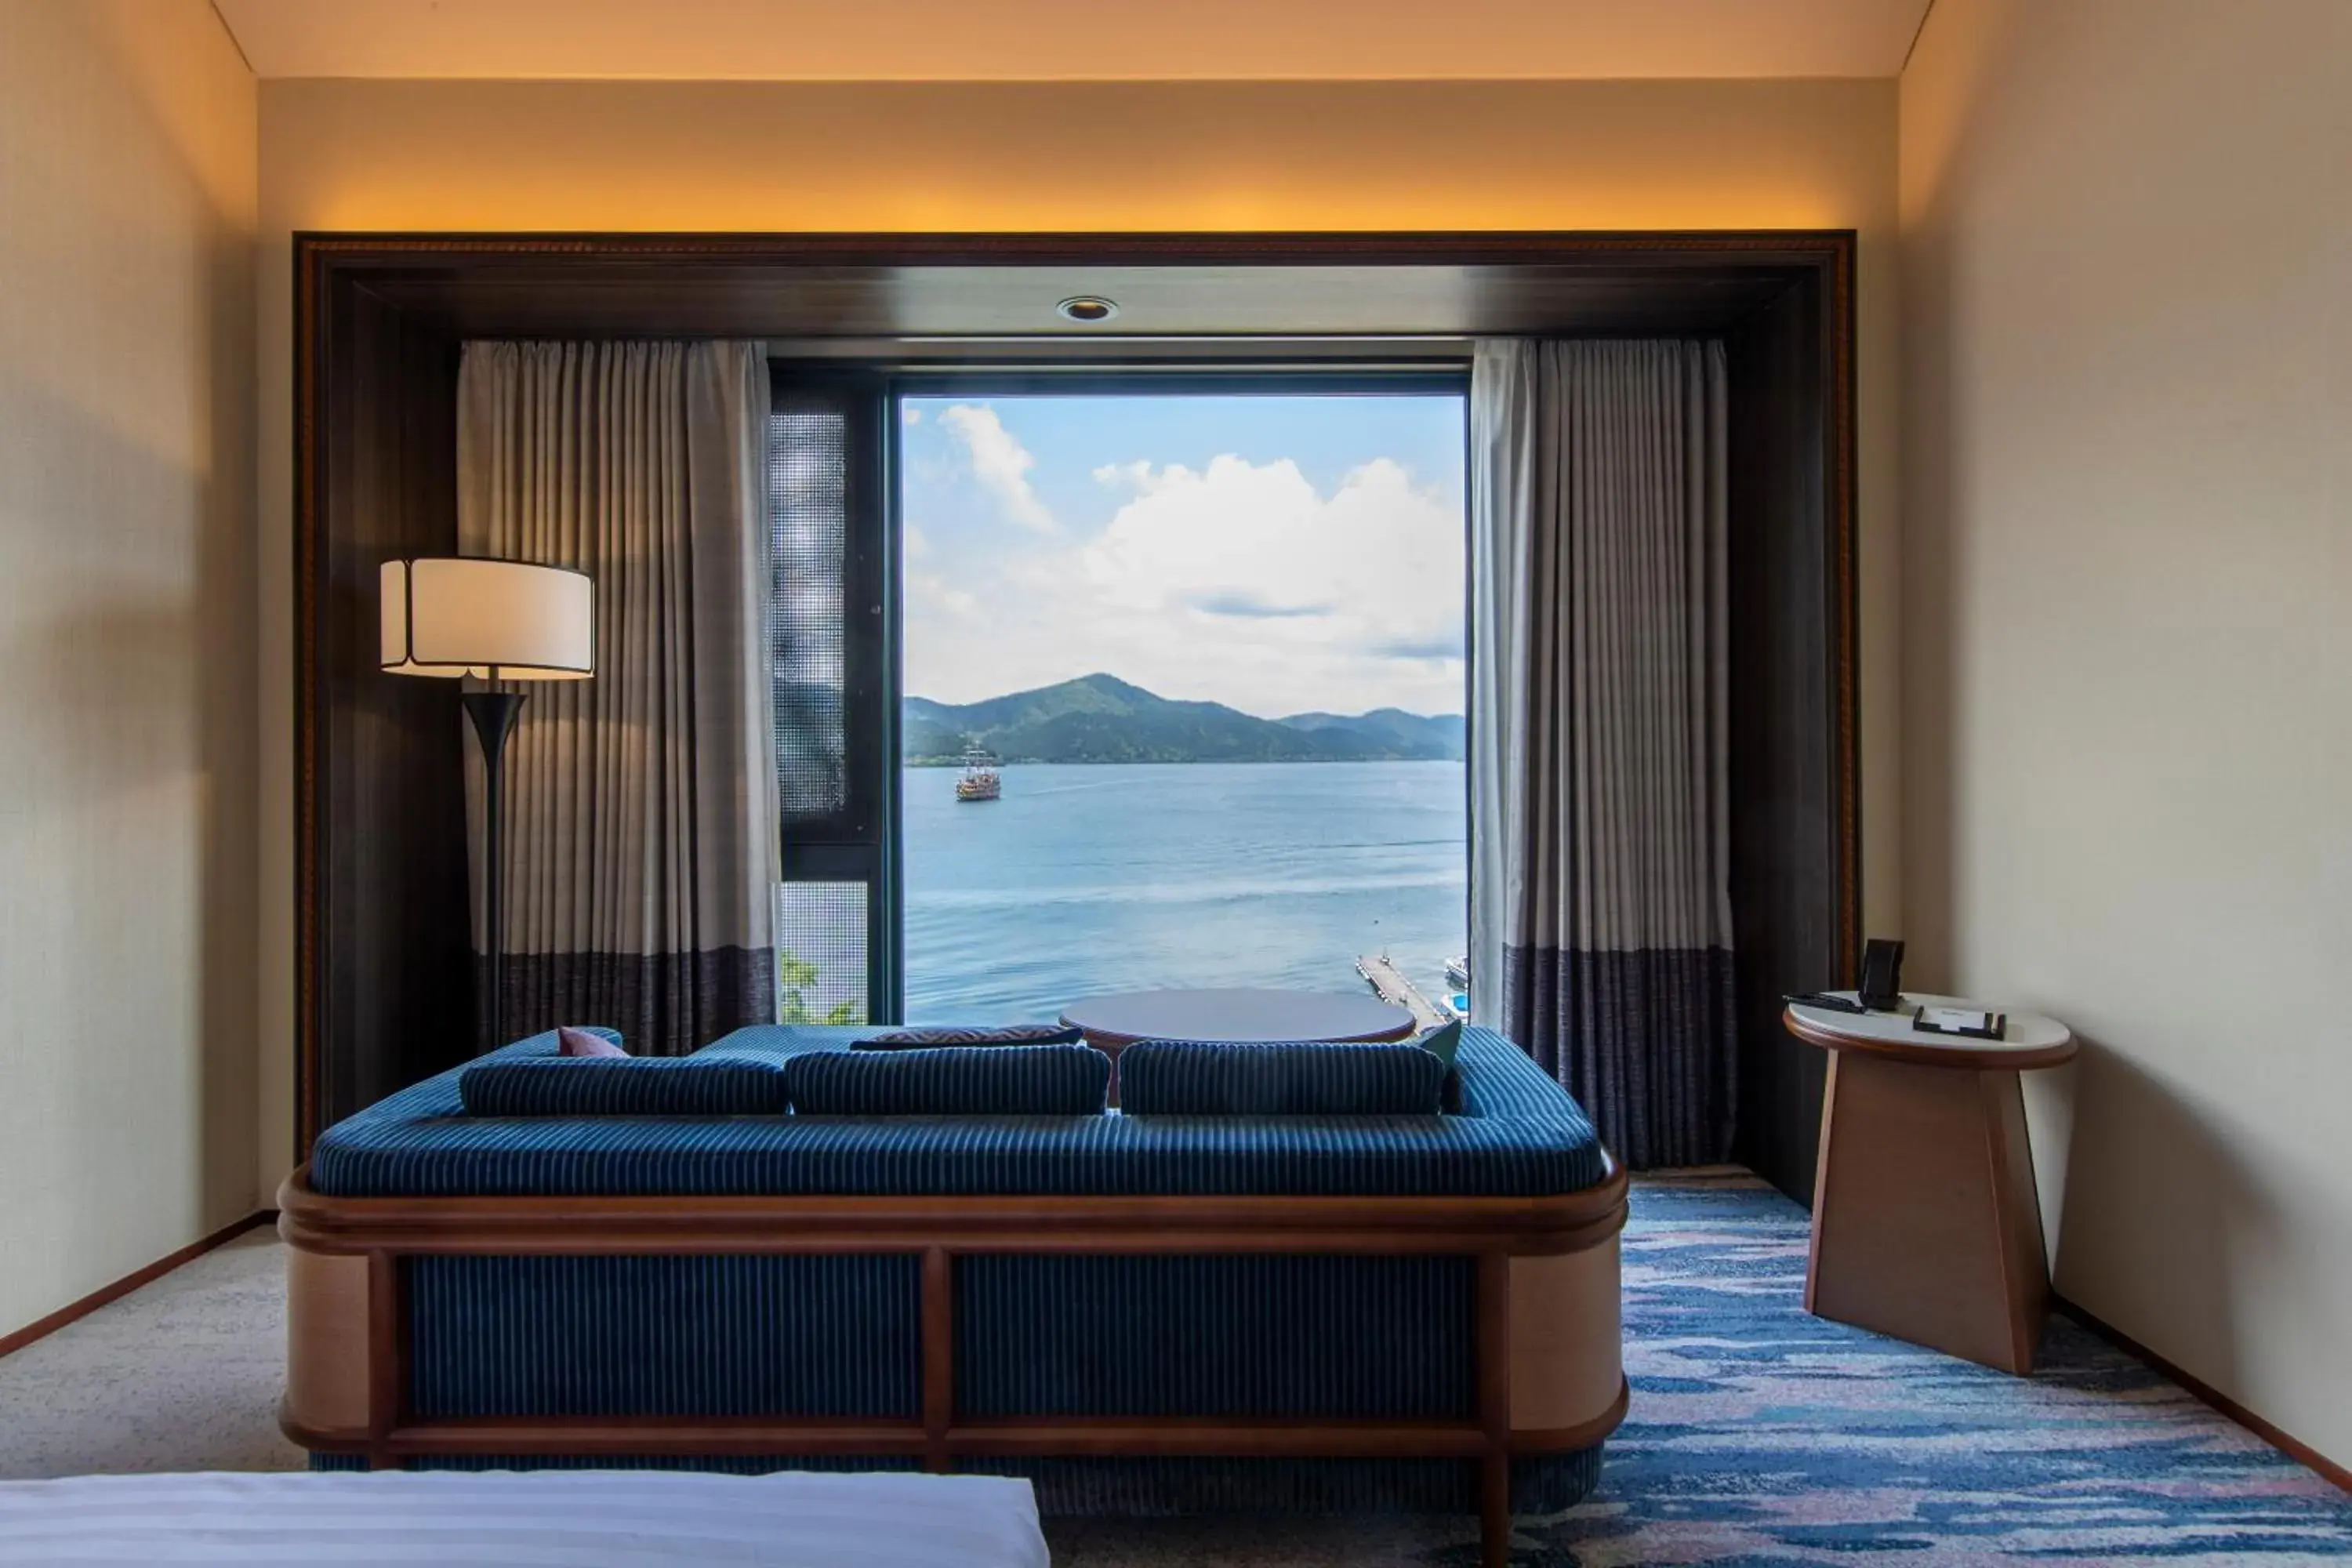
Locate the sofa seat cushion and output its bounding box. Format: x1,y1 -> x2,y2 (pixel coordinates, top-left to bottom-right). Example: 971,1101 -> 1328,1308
1119,1041 -> 1448,1116
460,1056 -> 789,1117
855,1024 -> 1085,1051
787,1044 -> 1111,1116
308,1025 -> 1608,1199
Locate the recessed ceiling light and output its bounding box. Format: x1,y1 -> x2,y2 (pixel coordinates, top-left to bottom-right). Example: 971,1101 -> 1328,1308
1057,296 -> 1119,324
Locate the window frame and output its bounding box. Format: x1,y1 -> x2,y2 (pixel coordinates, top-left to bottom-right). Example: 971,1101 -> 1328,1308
774,358 -> 1474,1024
767,365 -> 899,1024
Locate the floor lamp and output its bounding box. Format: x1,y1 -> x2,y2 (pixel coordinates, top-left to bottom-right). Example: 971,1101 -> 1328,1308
380,557 -> 595,1051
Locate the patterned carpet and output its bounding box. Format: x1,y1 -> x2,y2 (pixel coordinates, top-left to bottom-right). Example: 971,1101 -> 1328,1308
0,1174 -> 2346,1564
1511,1170 -> 2352,1566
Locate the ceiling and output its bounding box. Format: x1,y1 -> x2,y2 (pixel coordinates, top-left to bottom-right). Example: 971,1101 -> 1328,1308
212,0 -> 1935,82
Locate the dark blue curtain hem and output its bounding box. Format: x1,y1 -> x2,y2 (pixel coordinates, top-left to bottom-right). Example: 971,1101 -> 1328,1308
1497,943 -> 1737,1169
483,946 -> 775,1056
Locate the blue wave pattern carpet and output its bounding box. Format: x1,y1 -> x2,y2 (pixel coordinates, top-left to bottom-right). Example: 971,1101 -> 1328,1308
1512,1170 -> 2352,1566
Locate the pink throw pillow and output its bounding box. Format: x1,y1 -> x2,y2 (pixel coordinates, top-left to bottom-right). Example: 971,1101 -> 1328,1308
557,1025 -> 628,1058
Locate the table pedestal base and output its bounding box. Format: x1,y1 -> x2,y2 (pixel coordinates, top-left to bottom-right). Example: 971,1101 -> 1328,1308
1806,1050 -> 2052,1374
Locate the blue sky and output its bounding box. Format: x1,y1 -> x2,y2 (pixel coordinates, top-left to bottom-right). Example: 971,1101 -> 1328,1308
900,394 -> 1466,718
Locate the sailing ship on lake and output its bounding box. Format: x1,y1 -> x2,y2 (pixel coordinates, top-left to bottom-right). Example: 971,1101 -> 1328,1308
954,745 -> 1001,801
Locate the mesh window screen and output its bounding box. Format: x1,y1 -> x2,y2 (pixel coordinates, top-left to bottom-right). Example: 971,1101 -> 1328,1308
774,881 -> 869,1026
768,402 -> 850,822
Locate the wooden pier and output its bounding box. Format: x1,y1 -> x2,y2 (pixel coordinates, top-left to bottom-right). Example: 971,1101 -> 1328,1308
1356,953 -> 1448,1033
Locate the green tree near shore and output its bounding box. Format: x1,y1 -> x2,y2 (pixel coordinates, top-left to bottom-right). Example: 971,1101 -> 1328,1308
777,949 -> 860,1026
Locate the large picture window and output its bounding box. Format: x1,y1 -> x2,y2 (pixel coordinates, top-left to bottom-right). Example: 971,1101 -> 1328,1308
765,372 -> 1470,1027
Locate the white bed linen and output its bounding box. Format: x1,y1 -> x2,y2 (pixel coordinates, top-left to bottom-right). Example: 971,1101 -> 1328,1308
0,1469 -> 1050,1567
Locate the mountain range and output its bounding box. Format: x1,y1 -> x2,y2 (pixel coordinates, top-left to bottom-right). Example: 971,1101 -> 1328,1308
904,673 -> 1464,765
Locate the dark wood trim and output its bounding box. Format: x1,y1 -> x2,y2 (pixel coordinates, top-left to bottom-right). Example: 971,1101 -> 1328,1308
920,1245 -> 953,1473
277,1163 -> 1630,1258
365,1249 -> 403,1469
2054,1296 -> 2352,1496
0,1211 -> 276,1362
1475,1249 -> 1513,1568
1828,234 -> 1861,977
293,243 -> 321,1160
284,1396 -> 1639,1464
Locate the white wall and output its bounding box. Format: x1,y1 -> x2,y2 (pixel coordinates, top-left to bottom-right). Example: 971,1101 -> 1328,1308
0,0 -> 260,1336
1901,0 -> 2350,1467
252,75 -> 1905,1198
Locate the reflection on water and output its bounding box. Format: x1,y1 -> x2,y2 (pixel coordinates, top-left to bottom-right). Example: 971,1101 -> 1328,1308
904,761 -> 1466,1020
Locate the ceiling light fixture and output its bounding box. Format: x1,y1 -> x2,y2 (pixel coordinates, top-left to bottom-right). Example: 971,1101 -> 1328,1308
1056,296 -> 1119,324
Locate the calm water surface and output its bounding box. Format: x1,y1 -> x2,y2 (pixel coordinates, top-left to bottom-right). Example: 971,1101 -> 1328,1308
903,761 -> 1466,1020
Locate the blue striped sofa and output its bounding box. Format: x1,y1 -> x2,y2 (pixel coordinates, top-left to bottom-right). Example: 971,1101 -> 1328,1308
281,1025 -> 1627,1562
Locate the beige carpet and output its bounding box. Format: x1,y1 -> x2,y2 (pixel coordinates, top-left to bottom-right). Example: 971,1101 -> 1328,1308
0,1233 -> 1472,1565
0,1232 -> 302,1479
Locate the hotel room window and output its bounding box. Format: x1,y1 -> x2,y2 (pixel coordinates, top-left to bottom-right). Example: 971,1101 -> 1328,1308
895,388 -> 1469,1025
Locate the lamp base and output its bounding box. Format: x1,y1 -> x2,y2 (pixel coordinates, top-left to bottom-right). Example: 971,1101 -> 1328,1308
462,690 -> 527,1053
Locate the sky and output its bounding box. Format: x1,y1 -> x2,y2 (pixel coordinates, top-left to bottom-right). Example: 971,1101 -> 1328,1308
900,393 -> 1467,720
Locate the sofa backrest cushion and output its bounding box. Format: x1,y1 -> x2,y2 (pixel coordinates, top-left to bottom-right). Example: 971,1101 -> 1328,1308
1120,1041 -> 1449,1116
786,1044 -> 1111,1116
853,1023 -> 1085,1050
1414,1019 -> 1463,1071
459,1056 -> 789,1117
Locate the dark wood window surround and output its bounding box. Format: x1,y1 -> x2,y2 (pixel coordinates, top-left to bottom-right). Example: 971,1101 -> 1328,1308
293,231 -> 1858,1203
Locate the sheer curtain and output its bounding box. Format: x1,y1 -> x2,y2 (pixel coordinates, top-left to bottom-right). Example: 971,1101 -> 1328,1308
457,341 -> 779,1054
1469,339 -> 1737,1168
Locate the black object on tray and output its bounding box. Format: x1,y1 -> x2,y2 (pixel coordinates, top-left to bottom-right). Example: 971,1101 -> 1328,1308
1785,991 -> 1870,1014
1911,1005 -> 2007,1040
1858,938 -> 1906,1011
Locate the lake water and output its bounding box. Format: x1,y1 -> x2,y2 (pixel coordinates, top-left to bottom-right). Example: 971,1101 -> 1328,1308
903,761 -> 1466,1021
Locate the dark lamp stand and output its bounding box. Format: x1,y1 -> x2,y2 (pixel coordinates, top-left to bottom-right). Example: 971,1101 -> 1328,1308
461,684 -> 528,1046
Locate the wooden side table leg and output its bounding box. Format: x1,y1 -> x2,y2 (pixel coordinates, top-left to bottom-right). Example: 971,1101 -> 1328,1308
1806,1051 -> 2051,1373
1981,1066 -> 2053,1372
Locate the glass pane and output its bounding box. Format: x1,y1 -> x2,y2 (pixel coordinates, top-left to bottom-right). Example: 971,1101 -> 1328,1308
768,402 -> 849,822
773,880 -> 869,1026
897,392 -> 1468,1025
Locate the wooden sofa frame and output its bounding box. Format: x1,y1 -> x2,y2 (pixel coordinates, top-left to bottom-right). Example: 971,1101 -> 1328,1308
280,1160 -> 1630,1568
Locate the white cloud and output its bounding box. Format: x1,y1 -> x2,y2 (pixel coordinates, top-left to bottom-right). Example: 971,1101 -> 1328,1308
1090,459 -> 1152,490
909,568 -> 978,616
938,404 -> 1054,534
904,452 -> 1465,718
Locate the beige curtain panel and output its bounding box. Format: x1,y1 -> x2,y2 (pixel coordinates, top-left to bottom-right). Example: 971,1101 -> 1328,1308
1469,338 -> 1737,1167
458,340 -> 779,1054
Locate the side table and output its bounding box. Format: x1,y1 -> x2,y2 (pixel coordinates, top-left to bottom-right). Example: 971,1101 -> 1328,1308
1784,993 -> 2075,1374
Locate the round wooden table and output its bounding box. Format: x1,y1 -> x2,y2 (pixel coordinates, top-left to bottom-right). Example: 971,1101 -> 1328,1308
1062,987 -> 1417,1051
1784,992 -> 2074,1374
1062,988 -> 1416,1105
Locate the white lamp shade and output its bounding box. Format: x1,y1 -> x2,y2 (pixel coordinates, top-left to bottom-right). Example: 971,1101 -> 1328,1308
380,557 -> 594,680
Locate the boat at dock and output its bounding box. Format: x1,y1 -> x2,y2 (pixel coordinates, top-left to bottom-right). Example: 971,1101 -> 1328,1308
953,745 -> 1001,801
